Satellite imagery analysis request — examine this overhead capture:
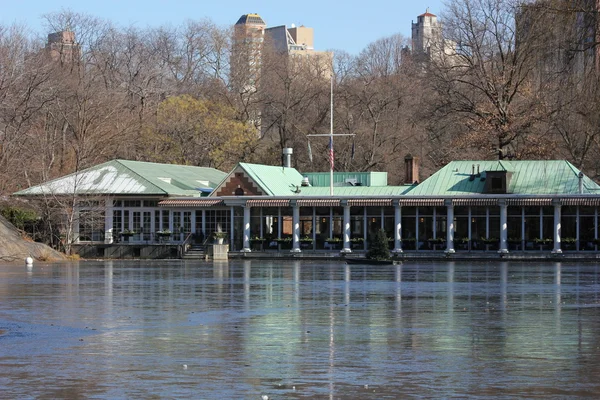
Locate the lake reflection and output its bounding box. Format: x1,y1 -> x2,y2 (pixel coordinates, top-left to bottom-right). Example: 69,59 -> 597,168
1,260 -> 600,398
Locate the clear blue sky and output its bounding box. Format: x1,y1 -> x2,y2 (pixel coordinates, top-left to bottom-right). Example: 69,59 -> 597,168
2,0 -> 445,55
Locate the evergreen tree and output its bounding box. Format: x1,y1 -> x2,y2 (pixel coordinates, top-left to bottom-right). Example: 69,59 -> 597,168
366,229 -> 391,260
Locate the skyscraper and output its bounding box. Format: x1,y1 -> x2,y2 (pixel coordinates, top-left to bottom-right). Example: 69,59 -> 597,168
46,30 -> 80,64
232,13 -> 267,91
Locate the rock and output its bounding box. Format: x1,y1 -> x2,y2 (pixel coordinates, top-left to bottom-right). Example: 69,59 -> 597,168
0,215 -> 66,262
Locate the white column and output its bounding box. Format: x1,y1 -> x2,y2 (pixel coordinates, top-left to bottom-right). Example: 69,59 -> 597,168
201,210 -> 206,239
445,200 -> 455,254
393,202 -> 403,253
499,200 -> 508,253
230,207 -> 235,248
104,198 -> 113,244
191,211 -> 196,234
242,206 -> 251,252
552,200 -> 562,254
291,204 -> 301,253
341,204 -> 351,253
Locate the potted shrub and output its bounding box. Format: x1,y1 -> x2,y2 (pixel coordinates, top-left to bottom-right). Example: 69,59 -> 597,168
562,237 -> 576,250
480,237 -> 499,251
427,237 -> 445,250
455,237 -> 469,250
427,237 -> 444,246
120,229 -> 135,242
402,237 -> 416,250
325,237 -> 342,250
250,236 -> 265,250
213,231 -> 228,244
300,236 -> 313,243
276,237 -> 292,248
351,237 -> 364,249
481,237 -> 498,244
534,237 -> 553,250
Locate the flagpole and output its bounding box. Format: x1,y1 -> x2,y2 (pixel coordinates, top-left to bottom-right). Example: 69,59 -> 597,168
330,75 -> 334,196
307,74 -> 353,196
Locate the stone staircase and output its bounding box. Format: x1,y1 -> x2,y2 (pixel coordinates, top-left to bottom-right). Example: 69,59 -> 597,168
182,244 -> 206,260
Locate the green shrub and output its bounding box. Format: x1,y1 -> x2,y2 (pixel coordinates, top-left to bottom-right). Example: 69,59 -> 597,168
1,206 -> 38,230
366,229 -> 390,260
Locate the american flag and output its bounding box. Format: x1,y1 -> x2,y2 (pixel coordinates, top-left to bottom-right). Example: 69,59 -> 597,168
328,136 -> 334,169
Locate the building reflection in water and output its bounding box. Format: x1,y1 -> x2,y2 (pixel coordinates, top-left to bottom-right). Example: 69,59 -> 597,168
2,260 -> 600,398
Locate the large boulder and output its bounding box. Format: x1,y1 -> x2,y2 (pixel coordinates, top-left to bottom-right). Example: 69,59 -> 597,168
0,215 -> 66,262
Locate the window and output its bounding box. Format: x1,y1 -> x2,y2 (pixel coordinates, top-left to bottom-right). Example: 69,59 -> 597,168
123,200 -> 141,207
78,210 -> 105,242
491,177 -> 502,191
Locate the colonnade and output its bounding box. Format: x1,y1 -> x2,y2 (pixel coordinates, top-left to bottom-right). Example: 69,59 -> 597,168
240,199 -> 565,254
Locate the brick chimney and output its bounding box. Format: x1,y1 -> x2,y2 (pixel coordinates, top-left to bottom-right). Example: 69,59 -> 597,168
404,154 -> 419,184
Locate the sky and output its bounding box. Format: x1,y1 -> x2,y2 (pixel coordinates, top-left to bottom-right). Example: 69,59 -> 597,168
1,0 -> 445,55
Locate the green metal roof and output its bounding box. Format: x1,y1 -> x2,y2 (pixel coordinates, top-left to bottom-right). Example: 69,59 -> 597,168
212,163 -> 305,196
14,160 -> 227,197
299,185 -> 412,196
303,172 -> 388,187
407,160 -> 600,196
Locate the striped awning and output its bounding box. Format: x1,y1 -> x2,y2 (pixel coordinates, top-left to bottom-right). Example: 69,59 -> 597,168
505,198 -> 552,206
297,199 -> 341,207
561,198 -> 600,206
348,199 -> 393,207
452,198 -> 498,206
158,199 -> 224,207
245,199 -> 290,207
398,198 -> 445,207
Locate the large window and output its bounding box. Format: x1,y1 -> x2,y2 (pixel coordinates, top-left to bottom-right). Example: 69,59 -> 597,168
78,210 -> 105,242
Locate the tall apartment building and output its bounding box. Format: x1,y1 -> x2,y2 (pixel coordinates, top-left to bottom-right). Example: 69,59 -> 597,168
232,14 -> 267,91
232,13 -> 332,80
264,23 -> 332,78
231,13 -> 332,137
46,30 -> 80,64
517,0 -> 600,81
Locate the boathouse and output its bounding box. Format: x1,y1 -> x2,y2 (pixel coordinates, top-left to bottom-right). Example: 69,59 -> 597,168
13,156 -> 600,258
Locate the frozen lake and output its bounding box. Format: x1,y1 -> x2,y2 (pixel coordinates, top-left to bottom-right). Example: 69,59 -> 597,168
1,260 -> 600,398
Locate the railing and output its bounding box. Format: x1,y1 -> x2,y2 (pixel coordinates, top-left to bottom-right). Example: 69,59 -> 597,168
178,232 -> 195,258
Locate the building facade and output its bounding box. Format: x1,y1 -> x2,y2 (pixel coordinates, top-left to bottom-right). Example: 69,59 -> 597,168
46,30 -> 81,64
13,156 -> 600,258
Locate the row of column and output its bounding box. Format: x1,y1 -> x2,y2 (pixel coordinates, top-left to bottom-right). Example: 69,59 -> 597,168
240,199 -> 564,254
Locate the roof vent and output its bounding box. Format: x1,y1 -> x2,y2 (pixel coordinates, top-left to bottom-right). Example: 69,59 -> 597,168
345,178 -> 358,186
301,176 -> 310,186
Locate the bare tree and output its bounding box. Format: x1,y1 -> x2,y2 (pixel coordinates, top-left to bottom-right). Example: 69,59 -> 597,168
426,0 -> 552,160
0,24 -> 54,193
332,35 -> 429,180
259,42 -> 332,160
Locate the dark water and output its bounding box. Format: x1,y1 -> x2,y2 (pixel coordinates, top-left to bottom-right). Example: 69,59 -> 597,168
1,260 -> 600,399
